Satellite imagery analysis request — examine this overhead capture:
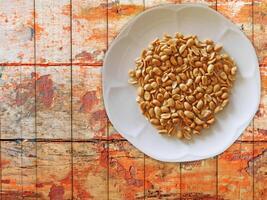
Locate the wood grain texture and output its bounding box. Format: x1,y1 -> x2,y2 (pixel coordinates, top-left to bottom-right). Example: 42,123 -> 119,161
73,142 -> 108,199
181,158 -> 217,199
36,142 -> 72,200
253,0 -> 267,66
36,66 -> 71,139
0,0 -> 34,63
1,141 -> 22,199
1,142 -> 38,199
72,0 -> 107,64
145,157 -> 181,199
1,67 -> 24,139
0,66 -> 35,139
35,0 -> 71,63
253,142 -> 267,199
109,141 -> 144,200
21,141 -> 37,199
218,142 -> 253,200
253,0 -> 267,142
108,0 -> 144,45
72,66 -> 107,140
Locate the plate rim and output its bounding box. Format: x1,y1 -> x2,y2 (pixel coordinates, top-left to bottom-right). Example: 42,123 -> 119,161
102,3 -> 261,162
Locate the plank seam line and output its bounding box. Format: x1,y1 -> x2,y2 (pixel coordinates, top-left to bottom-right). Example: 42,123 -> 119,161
106,1 -> 109,199
0,63 -> 102,67
33,0 -> 38,199
70,0 -> 74,199
252,0 -> 255,199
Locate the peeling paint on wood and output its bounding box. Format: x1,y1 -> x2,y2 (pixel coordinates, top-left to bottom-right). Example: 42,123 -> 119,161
0,0 -> 266,199
36,66 -> 71,139
0,0 -> 34,63
72,66 -> 107,140
72,0 -> 107,64
35,0 -> 71,63
36,142 -> 72,200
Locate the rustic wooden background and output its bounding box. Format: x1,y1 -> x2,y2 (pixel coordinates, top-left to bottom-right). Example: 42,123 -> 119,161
0,0 -> 266,199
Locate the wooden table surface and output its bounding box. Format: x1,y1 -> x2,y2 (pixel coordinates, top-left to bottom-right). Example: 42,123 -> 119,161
0,0 -> 266,199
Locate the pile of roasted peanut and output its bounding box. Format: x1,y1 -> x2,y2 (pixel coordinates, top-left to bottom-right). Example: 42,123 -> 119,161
128,33 -> 237,140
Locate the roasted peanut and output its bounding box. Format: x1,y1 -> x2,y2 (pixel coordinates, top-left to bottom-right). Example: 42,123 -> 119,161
129,33 -> 236,139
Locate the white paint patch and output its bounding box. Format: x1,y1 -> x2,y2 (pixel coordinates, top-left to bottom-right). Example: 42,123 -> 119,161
218,0 -> 250,17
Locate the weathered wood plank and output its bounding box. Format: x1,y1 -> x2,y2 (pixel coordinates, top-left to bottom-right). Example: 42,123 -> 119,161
217,0 -> 254,141
1,141 -> 22,199
254,66 -> 267,141
0,67 -> 22,139
253,0 -> 267,141
109,141 -> 144,200
72,66 -> 107,140
239,123 -> 254,142
145,157 -> 181,199
35,0 -> 71,63
0,0 -> 34,63
36,142 -> 72,200
73,142 -> 108,199
19,67 -> 36,140
0,141 -> 38,199
36,66 -> 71,139
253,142 -> 267,200
253,0 -> 267,66
108,7 -> 144,200
0,66 -> 35,139
239,142 -> 254,200
72,0 -> 107,64
218,142 -> 253,200
108,0 -> 144,45
21,141 -> 37,199
181,158 -> 217,199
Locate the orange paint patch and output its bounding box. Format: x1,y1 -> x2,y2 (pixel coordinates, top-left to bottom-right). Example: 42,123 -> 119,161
64,4 -> 106,21
27,19 -> 44,40
218,4 -> 252,23
62,4 -> 71,16
254,1 -> 267,26
260,67 -> 267,90
85,28 -> 107,43
0,159 -> 11,168
63,25 -> 71,31
108,133 -> 124,140
108,4 -> 143,20
68,4 -> 142,22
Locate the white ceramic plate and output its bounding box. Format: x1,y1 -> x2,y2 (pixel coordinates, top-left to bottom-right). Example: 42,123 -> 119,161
103,4 -> 260,162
